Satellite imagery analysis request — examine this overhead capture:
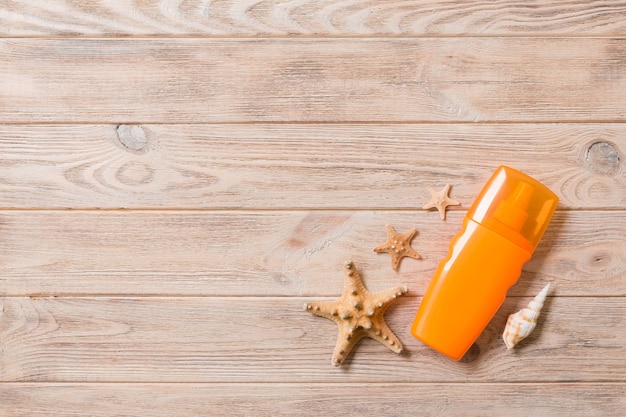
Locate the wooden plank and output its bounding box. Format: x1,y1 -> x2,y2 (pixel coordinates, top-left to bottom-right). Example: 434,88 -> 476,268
2,1 -> 626,37
2,383 -> 624,417
0,124 -> 624,210
2,38 -> 626,123
0,296 -> 623,382
0,211 -> 623,297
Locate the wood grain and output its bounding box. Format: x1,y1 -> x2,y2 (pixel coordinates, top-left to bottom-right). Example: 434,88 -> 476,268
2,383 -> 624,417
2,1 -> 626,36
0,124 -> 624,210
0,296 -> 623,383
2,38 -> 626,123
0,211 -> 623,297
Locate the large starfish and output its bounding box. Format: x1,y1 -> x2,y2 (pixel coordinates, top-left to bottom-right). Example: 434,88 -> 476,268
304,261 -> 408,366
374,224 -> 421,271
422,183 -> 460,220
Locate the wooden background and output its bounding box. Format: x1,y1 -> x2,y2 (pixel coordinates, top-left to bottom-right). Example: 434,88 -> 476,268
1,1 -> 625,416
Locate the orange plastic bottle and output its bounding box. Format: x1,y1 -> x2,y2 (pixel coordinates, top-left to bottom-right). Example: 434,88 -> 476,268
411,166 -> 558,360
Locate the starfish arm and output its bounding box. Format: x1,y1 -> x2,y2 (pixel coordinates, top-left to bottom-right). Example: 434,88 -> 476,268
439,199 -> 460,220
342,261 -> 368,297
399,229 -> 420,262
331,327 -> 365,366
367,321 -> 403,354
373,225 -> 396,253
403,246 -> 421,261
369,285 -> 408,312
437,204 -> 447,220
373,242 -> 390,253
390,254 -> 402,271
400,228 -> 416,242
443,185 -> 461,208
368,287 -> 408,354
422,187 -> 438,210
304,299 -> 342,323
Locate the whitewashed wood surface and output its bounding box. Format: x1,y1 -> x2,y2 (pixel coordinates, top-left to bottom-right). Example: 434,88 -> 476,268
1,1 -> 625,416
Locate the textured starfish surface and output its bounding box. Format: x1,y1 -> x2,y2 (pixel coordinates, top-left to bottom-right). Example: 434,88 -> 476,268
304,261 -> 408,366
373,225 -> 421,271
422,183 -> 460,220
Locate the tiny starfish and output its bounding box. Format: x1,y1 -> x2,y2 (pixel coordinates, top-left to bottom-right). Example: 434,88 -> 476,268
304,261 -> 408,366
422,183 -> 460,220
374,225 -> 421,271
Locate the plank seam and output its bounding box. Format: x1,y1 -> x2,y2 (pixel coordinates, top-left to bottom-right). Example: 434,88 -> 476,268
2,295 -> 623,299
0,208 -> 622,213
2,35 -> 626,40
3,120 -> 626,125
0,381 -> 624,385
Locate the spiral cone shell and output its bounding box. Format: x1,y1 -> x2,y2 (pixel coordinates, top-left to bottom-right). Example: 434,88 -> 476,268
503,284 -> 550,350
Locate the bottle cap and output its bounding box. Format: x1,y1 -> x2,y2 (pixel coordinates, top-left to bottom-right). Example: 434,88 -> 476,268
467,166 -> 559,253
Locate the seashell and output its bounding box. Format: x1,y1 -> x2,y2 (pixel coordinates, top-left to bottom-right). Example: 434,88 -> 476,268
503,284 -> 551,350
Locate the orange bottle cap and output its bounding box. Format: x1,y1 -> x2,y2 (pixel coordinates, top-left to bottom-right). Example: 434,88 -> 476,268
467,166 -> 559,253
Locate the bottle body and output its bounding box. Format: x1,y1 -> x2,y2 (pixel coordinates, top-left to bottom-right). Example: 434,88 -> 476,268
411,218 -> 531,360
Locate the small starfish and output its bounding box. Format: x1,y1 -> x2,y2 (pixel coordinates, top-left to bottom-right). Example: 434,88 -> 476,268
304,261 -> 408,366
422,183 -> 460,220
374,225 -> 421,271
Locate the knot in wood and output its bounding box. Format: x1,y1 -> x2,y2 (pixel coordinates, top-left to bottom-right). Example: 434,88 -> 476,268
584,141 -> 622,176
116,125 -> 148,152
581,250 -> 615,274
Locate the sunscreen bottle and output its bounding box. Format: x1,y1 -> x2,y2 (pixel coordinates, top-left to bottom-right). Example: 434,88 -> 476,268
411,166 -> 558,360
